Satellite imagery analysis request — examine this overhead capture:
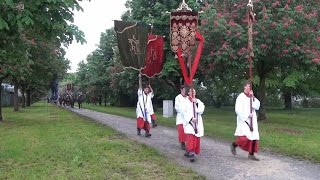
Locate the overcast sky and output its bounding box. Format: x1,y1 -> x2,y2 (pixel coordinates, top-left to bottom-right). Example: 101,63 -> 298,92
65,0 -> 127,73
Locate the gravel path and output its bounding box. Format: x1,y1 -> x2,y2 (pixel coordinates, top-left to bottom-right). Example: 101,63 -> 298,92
68,107 -> 320,180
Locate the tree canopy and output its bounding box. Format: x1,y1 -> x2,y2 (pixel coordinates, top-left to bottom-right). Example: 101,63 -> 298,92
0,0 -> 88,120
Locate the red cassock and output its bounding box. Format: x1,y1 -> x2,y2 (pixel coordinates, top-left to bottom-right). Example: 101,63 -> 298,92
235,136 -> 259,153
140,35 -> 164,78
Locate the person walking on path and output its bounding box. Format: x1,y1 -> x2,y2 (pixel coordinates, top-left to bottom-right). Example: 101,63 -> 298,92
231,81 -> 261,161
174,85 -> 188,150
136,74 -> 154,137
147,84 -> 158,128
182,87 -> 205,162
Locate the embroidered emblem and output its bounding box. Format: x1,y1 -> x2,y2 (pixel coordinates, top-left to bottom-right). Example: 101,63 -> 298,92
149,48 -> 157,64
128,35 -> 140,54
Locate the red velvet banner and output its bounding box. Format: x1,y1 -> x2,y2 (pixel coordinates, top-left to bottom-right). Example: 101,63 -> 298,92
141,35 -> 164,78
177,32 -> 204,85
170,11 -> 198,54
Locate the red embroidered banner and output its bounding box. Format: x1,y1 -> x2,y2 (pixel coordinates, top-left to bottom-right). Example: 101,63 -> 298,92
170,11 -> 198,54
141,35 -> 164,78
177,31 -> 204,85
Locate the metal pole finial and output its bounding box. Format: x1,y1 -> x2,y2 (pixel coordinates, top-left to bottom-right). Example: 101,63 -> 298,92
176,0 -> 192,12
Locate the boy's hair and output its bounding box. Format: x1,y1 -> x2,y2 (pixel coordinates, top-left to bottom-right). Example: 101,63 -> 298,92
184,85 -> 191,94
243,80 -> 251,87
180,84 -> 186,90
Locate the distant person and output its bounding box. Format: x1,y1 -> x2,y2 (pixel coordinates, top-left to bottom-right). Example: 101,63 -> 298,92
182,87 -> 205,162
148,85 -> 158,128
174,84 -> 187,150
91,96 -> 97,105
98,95 -> 102,106
136,74 -> 154,137
230,81 -> 261,161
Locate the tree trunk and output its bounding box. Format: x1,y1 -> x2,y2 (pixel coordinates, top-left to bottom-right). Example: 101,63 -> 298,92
26,90 -> 31,106
13,81 -> 19,111
104,91 -> 107,107
283,91 -> 292,110
21,85 -> 26,108
258,76 -> 267,121
0,79 -> 3,122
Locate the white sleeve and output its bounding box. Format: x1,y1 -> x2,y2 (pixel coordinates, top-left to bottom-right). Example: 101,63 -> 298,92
180,102 -> 191,126
235,94 -> 248,123
195,99 -> 205,114
252,97 -> 260,110
182,113 -> 191,126
175,96 -> 181,113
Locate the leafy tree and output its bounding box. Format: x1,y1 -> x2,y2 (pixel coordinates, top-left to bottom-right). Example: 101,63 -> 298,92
200,0 -> 320,120
0,0 -> 87,121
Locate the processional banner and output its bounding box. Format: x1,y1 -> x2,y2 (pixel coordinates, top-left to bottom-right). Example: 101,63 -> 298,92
170,11 -> 198,54
176,31 -> 204,85
140,35 -> 164,78
114,20 -> 150,70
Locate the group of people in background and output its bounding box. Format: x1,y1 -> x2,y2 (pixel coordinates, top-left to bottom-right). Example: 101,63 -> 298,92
135,76 -> 261,163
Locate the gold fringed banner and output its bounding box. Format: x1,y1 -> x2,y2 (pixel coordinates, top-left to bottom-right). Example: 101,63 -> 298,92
170,11 -> 199,54
141,35 -> 164,78
114,20 -> 150,70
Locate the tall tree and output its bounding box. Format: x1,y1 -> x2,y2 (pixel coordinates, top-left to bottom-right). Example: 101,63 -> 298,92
200,0 -> 320,120
0,0 -> 87,121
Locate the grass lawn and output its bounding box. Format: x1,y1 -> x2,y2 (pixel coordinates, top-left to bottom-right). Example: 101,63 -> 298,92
0,103 -> 204,179
82,103 -> 320,163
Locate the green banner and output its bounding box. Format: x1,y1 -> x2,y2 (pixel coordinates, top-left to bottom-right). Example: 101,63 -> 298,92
114,20 -> 150,70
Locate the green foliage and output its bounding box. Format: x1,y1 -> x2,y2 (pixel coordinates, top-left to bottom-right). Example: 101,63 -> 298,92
0,0 -> 88,113
73,29 -> 120,103
0,17 -> 9,30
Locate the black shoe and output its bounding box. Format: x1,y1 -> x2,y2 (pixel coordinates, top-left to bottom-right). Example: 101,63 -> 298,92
137,129 -> 141,135
184,152 -> 190,158
145,132 -> 152,137
181,142 -> 186,150
248,154 -> 260,161
152,120 -> 157,128
230,144 -> 236,155
189,154 -> 195,162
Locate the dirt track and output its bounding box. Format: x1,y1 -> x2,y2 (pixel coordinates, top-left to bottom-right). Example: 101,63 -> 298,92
68,107 -> 320,180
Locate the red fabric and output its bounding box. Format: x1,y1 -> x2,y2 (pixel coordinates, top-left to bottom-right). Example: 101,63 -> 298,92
150,114 -> 156,121
186,134 -> 201,155
177,32 -> 204,85
136,117 -> 150,132
235,136 -> 259,153
170,11 -> 199,54
141,35 -> 164,78
176,124 -> 186,143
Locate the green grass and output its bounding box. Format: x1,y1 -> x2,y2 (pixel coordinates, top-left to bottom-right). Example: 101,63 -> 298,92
82,103 -> 320,163
0,103 -> 204,180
